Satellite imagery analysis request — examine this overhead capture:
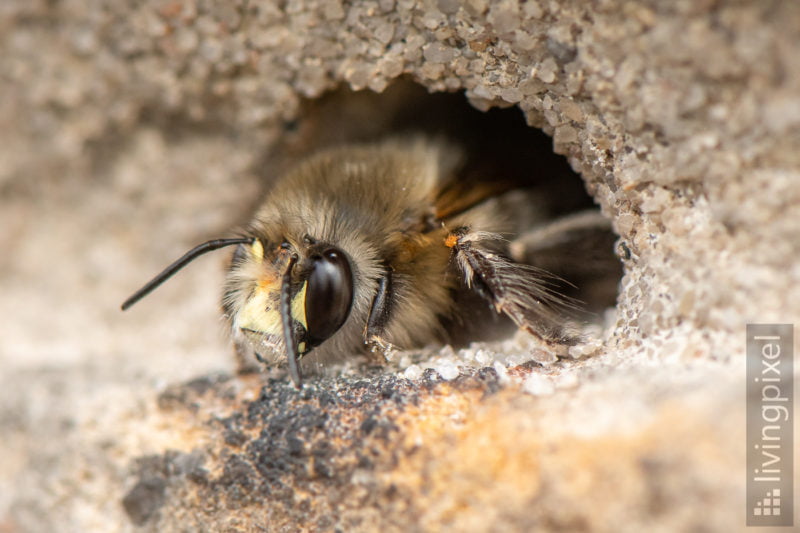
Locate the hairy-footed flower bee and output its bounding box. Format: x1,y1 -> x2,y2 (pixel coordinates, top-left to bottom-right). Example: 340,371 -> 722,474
123,138 -> 611,387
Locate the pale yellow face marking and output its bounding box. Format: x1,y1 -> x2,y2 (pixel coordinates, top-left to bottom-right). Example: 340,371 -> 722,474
237,280 -> 308,341
251,239 -> 264,261
291,281 -> 308,330
238,283 -> 282,337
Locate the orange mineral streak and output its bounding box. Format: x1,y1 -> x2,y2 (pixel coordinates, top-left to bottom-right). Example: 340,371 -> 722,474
383,385 -> 547,527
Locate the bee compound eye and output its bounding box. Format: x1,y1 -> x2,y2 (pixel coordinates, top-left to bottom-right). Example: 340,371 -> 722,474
305,248 -> 354,346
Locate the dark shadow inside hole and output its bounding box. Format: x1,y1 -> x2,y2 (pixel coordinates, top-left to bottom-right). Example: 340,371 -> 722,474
264,80 -> 622,343
275,82 -> 593,217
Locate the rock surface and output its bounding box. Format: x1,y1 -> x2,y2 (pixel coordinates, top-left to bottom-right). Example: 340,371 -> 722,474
1,0 -> 798,531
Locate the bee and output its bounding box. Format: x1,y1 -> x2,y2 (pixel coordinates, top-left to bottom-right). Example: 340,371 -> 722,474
122,138 -> 610,387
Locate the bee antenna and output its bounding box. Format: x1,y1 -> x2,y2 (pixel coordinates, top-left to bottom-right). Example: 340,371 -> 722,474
121,237 -> 253,311
279,253 -> 303,388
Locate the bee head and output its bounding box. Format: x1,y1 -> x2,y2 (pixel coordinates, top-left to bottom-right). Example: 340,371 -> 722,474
226,238 -> 355,386
122,236 -> 355,388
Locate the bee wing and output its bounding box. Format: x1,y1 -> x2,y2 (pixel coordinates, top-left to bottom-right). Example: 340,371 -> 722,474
434,172 -> 520,221
448,231 -> 583,352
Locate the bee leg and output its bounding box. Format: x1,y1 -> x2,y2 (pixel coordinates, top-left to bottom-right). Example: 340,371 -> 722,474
364,267 -> 395,358
445,228 -> 582,355
508,209 -> 612,264
508,210 -> 621,312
